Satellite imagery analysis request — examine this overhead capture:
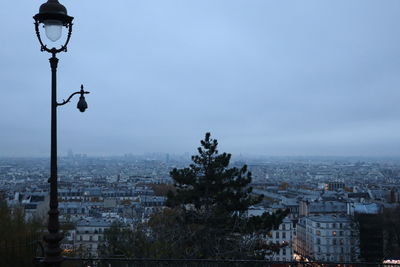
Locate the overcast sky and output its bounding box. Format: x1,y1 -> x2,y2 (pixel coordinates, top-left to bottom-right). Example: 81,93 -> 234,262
1,1 -> 400,157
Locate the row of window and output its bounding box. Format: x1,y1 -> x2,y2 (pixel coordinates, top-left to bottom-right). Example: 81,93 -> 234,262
76,228 -> 106,234
275,231 -> 291,239
316,238 -> 346,245
77,235 -> 103,242
279,247 -> 291,255
315,230 -> 346,236
315,222 -> 350,229
315,255 -> 347,262
280,223 -> 290,230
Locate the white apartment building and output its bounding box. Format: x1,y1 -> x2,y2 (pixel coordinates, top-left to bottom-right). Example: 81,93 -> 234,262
73,218 -> 112,257
294,214 -> 359,262
247,207 -> 294,261
265,217 -> 293,262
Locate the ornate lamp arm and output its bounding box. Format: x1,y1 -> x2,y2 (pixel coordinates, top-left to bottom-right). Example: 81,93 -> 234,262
57,84 -> 90,106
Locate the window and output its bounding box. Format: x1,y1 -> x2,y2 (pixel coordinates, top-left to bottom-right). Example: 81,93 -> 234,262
339,231 -> 343,236
317,238 -> 321,245
332,231 -> 337,236
333,239 -> 337,245
282,224 -> 286,230
332,223 -> 336,228
282,232 -> 286,239
276,232 -> 280,239
317,223 -> 320,227
282,248 -> 286,255
316,230 -> 321,236
339,223 -> 343,229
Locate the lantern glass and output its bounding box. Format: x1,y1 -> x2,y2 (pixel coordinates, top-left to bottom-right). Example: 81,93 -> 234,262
44,20 -> 63,42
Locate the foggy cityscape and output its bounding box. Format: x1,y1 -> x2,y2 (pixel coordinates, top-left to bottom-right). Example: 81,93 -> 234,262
1,0 -> 400,266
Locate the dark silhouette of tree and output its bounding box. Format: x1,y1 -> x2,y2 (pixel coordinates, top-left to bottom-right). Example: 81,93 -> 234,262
356,213 -> 384,263
382,207 -> 400,259
99,221 -> 148,258
356,207 -> 400,263
163,132 -> 288,259
101,133 -> 288,260
0,201 -> 42,266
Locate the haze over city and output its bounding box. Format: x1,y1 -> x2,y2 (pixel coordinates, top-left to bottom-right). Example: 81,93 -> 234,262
1,1 -> 400,157
3,1 -> 400,265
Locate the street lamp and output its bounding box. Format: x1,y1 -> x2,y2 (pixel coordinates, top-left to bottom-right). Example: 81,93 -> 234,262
33,0 -> 89,265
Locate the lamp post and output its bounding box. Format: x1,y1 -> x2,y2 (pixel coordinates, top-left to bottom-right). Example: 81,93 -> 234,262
33,1 -> 89,265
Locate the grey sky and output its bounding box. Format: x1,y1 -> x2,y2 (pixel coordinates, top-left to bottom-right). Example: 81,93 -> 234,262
1,1 -> 400,157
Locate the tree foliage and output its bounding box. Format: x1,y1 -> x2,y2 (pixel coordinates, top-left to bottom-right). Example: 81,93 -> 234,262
99,221 -> 148,258
356,213 -> 384,262
382,207 -> 400,259
167,133 -> 260,214
0,201 -> 42,266
356,207 -> 400,262
102,133 -> 288,260
163,133 -> 288,259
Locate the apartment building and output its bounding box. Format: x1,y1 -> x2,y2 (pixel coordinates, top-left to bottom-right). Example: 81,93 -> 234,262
294,214 -> 358,262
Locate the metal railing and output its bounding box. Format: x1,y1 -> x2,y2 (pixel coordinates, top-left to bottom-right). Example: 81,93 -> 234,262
32,258 -> 400,267
0,236 -> 43,267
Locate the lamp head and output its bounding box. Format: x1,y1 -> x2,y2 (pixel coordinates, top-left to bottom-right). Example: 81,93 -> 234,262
77,95 -> 88,112
34,0 -> 73,52
38,0 -> 68,16
34,0 -> 72,24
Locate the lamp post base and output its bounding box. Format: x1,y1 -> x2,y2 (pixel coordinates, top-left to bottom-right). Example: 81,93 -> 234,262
43,232 -> 64,266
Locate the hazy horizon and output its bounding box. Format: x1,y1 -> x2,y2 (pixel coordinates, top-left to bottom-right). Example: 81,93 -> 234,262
1,1 -> 400,157
2,152 -> 400,162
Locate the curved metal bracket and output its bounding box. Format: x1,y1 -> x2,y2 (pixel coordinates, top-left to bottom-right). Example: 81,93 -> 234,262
57,85 -> 90,106
34,20 -> 73,54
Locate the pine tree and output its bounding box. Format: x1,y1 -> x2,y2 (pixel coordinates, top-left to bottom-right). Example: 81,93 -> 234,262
168,132 -> 260,223
165,132 -> 288,259
100,133 -> 288,260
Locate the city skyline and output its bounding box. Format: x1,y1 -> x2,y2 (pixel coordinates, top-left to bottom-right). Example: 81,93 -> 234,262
1,1 -> 400,156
